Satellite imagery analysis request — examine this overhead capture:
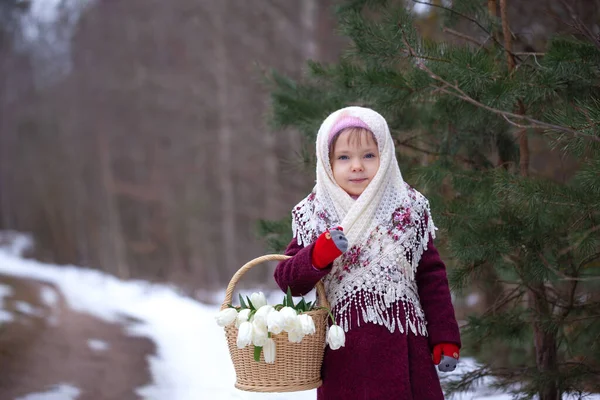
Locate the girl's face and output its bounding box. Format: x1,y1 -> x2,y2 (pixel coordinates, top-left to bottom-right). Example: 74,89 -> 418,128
330,128 -> 380,197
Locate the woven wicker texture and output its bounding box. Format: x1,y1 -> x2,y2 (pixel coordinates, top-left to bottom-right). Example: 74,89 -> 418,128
221,254 -> 329,392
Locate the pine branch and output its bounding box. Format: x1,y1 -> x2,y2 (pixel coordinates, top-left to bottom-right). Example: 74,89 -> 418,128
431,85 -> 599,142
559,0 -> 600,51
508,257 -> 553,303
560,276 -> 578,321
579,252 -> 600,268
442,365 -> 495,394
501,115 -> 542,130
513,52 -> 546,56
558,225 -> 600,257
442,27 -> 486,48
516,100 -> 530,177
393,137 -> 478,165
398,29 -> 600,143
540,252 -> 600,282
410,0 -> 494,40
563,315 -> 600,323
483,286 -> 525,316
410,0 -> 519,59
396,32 -> 450,63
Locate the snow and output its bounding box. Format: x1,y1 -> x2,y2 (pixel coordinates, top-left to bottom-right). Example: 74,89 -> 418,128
1,231 -> 34,257
0,232 -> 599,400
87,339 -> 109,352
15,384 -> 81,400
0,309 -> 13,323
14,300 -> 41,316
40,286 -> 59,307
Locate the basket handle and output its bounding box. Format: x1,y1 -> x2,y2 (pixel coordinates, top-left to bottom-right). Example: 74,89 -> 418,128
220,254 -> 330,311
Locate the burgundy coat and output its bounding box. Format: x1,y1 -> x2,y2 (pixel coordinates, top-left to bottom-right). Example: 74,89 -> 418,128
273,237 -> 461,400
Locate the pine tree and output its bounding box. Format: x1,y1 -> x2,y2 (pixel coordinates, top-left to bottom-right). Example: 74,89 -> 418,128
260,0 -> 600,398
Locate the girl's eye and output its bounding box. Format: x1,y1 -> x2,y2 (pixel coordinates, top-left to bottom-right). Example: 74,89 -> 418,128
365,153 -> 376,159
337,155 -> 349,160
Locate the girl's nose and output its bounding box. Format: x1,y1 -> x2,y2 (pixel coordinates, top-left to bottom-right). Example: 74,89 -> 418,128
351,159 -> 364,172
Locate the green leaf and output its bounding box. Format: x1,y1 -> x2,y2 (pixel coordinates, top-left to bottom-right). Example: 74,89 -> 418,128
296,298 -> 306,311
246,296 -> 255,310
254,345 -> 263,362
286,287 -> 295,308
239,294 -> 248,309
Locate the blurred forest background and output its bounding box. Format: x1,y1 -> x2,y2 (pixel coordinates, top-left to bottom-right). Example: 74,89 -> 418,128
1,0 -> 345,293
0,0 -> 598,290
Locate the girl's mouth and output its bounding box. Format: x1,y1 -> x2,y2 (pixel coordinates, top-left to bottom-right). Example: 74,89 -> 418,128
349,178 -> 367,183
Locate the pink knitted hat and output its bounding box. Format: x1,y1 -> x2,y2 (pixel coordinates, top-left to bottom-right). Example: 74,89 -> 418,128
328,116 -> 371,147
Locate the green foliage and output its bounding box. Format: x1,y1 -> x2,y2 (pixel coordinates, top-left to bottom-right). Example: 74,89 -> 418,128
463,308 -> 531,347
234,287 -> 317,315
282,287 -> 316,312
255,217 -> 293,253
435,0 -> 497,33
261,0 -> 600,397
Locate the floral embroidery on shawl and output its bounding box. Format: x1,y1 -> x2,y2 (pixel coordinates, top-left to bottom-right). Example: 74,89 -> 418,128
292,183 -> 436,335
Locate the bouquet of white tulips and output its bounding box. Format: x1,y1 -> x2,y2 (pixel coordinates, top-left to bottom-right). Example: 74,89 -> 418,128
216,287 -> 346,364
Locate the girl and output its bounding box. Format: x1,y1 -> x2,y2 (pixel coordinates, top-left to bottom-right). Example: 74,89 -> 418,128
274,107 -> 461,399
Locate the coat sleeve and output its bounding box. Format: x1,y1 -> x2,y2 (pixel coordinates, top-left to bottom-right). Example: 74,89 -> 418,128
273,238 -> 332,297
416,235 -> 462,350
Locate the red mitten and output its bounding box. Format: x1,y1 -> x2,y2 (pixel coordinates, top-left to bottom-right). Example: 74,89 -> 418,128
311,227 -> 348,269
432,343 -> 460,365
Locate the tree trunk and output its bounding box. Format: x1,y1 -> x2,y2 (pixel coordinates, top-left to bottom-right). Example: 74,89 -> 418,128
528,283 -> 560,400
215,2 -> 236,277
499,1 -> 558,397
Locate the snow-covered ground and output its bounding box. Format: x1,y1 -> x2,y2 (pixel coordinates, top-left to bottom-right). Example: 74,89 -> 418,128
0,232 -> 598,400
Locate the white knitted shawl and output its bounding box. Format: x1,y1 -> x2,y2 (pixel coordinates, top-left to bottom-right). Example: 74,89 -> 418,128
291,107 -> 436,335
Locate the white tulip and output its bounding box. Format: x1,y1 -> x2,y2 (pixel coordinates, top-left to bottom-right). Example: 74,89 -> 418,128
267,310 -> 285,334
252,320 -> 269,347
237,321 -> 253,349
287,329 -> 305,343
263,338 -> 276,364
298,314 -> 316,335
236,308 -> 251,328
253,305 -> 273,326
215,308 -> 238,327
327,325 -> 346,350
279,306 -> 298,331
287,318 -> 305,343
250,291 -> 267,309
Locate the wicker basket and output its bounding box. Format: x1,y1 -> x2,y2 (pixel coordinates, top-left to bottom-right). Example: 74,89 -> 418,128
221,254 -> 330,392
